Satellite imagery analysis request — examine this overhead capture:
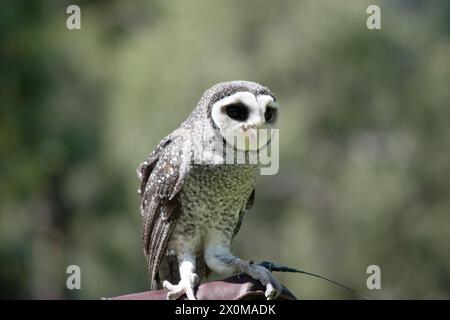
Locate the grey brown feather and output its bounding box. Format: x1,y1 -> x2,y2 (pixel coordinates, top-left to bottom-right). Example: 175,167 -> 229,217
138,135 -> 188,289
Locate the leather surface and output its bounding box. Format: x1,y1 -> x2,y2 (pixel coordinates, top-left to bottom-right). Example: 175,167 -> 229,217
107,275 -> 297,300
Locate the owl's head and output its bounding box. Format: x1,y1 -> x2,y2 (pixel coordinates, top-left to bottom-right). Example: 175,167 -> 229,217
203,81 -> 279,151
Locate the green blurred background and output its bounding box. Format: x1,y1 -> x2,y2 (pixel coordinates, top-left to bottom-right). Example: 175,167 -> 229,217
1,0 -> 449,299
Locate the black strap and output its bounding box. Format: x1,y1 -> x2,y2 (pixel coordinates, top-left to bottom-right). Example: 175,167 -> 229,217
259,261 -> 369,300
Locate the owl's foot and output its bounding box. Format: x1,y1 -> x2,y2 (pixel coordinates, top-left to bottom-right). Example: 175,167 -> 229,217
162,273 -> 199,300
204,246 -> 283,300
244,263 -> 283,300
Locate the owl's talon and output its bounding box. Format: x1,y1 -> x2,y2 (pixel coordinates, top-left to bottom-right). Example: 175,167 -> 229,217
245,264 -> 283,300
265,283 -> 277,300
163,278 -> 197,300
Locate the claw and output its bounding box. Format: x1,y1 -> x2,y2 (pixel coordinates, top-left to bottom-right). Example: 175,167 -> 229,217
163,277 -> 197,300
265,283 -> 276,300
245,264 -> 283,300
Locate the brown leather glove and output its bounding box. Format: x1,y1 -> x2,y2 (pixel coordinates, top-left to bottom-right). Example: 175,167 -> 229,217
107,275 -> 297,300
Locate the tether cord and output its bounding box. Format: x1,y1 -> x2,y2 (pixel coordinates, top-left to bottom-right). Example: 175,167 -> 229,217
258,261 -> 369,300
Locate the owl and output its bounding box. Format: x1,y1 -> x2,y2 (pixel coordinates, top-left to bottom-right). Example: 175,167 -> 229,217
137,80 -> 282,300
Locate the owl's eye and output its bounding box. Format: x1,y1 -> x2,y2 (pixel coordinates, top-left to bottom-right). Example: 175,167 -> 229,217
224,103 -> 249,121
264,106 -> 277,123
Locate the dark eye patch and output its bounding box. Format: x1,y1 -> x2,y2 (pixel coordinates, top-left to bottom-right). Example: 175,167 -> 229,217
224,103 -> 249,122
264,106 -> 277,123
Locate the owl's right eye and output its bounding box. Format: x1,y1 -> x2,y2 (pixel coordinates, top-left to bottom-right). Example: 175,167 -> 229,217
224,103 -> 249,121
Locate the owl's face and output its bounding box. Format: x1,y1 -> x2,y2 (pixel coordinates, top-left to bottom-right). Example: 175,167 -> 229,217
210,91 -> 279,151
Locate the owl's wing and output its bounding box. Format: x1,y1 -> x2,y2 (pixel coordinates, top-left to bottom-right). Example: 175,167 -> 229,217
137,132 -> 191,289
232,188 -> 255,239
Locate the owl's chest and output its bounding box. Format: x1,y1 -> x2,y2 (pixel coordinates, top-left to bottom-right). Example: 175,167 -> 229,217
178,164 -> 256,229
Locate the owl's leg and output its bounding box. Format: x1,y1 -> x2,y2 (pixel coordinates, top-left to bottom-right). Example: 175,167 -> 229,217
204,244 -> 283,300
162,253 -> 198,300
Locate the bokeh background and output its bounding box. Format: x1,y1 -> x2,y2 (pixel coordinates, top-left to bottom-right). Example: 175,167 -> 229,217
1,0 -> 449,299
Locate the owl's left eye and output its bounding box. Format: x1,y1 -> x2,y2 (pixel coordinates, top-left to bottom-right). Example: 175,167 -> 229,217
224,103 -> 249,121
264,106 -> 277,123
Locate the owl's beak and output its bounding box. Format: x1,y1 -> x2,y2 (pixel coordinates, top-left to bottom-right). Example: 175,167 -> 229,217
240,123 -> 263,151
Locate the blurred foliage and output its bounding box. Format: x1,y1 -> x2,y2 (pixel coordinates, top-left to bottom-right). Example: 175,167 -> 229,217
1,0 -> 449,299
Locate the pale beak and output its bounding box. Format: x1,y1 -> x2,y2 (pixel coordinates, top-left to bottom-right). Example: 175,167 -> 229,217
241,122 -> 263,150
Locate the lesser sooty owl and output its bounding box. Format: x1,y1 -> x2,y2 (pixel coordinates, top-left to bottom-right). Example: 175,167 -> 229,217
137,80 -> 282,300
